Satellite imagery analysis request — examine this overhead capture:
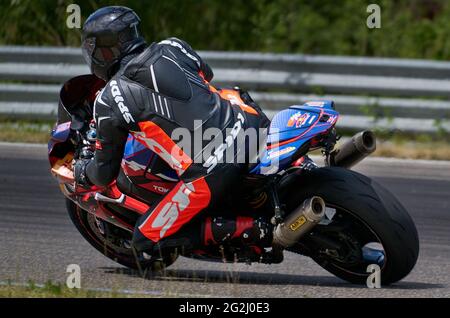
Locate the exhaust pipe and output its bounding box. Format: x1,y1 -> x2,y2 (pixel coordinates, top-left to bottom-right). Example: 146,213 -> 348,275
327,130 -> 376,168
273,196 -> 325,248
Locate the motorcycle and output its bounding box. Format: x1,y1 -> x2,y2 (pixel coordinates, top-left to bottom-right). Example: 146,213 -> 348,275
48,74 -> 419,285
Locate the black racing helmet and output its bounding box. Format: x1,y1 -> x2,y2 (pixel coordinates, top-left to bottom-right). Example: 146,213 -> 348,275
81,6 -> 146,81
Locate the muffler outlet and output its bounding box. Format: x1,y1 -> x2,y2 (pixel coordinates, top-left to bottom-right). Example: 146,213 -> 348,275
273,196 -> 325,248
327,130 -> 376,168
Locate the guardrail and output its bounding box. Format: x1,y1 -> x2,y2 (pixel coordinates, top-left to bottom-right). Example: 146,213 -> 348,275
0,45 -> 449,133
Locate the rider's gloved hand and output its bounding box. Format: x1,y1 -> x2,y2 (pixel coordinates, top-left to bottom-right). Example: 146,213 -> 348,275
235,86 -> 271,129
74,158 -> 93,187
234,86 -> 253,103
80,147 -> 94,159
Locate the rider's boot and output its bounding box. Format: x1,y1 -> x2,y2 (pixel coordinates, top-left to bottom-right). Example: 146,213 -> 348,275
132,221 -> 201,262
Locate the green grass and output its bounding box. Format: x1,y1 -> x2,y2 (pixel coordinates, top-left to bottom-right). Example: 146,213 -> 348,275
0,119 -> 54,144
0,280 -> 156,298
373,139 -> 450,160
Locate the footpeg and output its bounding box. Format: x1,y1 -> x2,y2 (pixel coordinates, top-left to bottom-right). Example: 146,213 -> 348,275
273,196 -> 325,248
94,192 -> 125,204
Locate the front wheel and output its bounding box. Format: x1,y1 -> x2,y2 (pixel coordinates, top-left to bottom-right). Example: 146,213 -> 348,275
280,167 -> 419,285
65,199 -> 178,272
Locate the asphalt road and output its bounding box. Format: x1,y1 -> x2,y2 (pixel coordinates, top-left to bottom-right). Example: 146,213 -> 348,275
0,142 -> 449,298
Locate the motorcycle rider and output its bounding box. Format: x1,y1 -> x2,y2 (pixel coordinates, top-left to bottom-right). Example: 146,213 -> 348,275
74,6 -> 272,260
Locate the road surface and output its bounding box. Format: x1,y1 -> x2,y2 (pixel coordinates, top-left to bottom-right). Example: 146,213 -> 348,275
0,142 -> 449,297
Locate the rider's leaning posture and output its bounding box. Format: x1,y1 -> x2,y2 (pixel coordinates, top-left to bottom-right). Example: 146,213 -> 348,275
74,6 -> 272,259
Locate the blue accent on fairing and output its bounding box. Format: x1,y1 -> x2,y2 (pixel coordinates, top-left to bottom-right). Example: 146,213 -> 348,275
152,157 -> 179,180
124,135 -> 148,158
303,100 -> 335,110
123,135 -> 153,168
267,106 -> 321,143
48,121 -> 71,154
123,134 -> 180,181
362,246 -> 385,265
250,101 -> 339,174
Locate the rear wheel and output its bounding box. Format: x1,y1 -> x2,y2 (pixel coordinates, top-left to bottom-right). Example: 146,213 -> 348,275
65,199 -> 178,272
280,167 -> 419,285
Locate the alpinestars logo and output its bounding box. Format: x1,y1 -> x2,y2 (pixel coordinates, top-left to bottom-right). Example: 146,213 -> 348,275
110,80 -> 135,124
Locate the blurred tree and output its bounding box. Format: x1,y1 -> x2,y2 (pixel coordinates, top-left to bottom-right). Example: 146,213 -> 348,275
0,0 -> 449,60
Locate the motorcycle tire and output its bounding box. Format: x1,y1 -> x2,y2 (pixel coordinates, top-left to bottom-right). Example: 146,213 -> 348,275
281,166 -> 419,285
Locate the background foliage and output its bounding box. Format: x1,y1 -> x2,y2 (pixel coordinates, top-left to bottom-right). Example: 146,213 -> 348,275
1,0 -> 450,59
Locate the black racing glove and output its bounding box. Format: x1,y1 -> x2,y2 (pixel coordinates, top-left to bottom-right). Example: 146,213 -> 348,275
201,62 -> 214,82
74,158 -> 93,187
235,86 -> 271,129
235,87 -> 263,112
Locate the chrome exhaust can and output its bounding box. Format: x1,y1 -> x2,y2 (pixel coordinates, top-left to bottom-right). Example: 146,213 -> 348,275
273,196 -> 325,248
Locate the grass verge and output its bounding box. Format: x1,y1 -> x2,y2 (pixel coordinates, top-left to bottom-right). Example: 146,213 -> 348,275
0,119 -> 53,144
374,140 -> 450,160
0,281 -> 154,298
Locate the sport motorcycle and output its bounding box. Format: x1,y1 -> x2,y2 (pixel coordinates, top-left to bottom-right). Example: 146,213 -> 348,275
48,74 -> 419,285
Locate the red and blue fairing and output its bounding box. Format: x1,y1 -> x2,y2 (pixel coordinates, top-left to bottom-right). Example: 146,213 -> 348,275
122,136 -> 152,176
251,101 -> 339,174
48,121 -> 71,154
122,135 -> 179,197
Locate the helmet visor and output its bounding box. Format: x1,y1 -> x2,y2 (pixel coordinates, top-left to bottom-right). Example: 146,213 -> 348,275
82,36 -> 121,65
81,37 -> 96,68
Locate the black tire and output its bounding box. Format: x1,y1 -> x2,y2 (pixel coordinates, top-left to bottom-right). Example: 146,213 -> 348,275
65,199 -> 177,272
280,167 -> 419,285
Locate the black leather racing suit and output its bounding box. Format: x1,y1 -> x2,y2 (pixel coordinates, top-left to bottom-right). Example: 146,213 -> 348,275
84,38 -> 270,253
